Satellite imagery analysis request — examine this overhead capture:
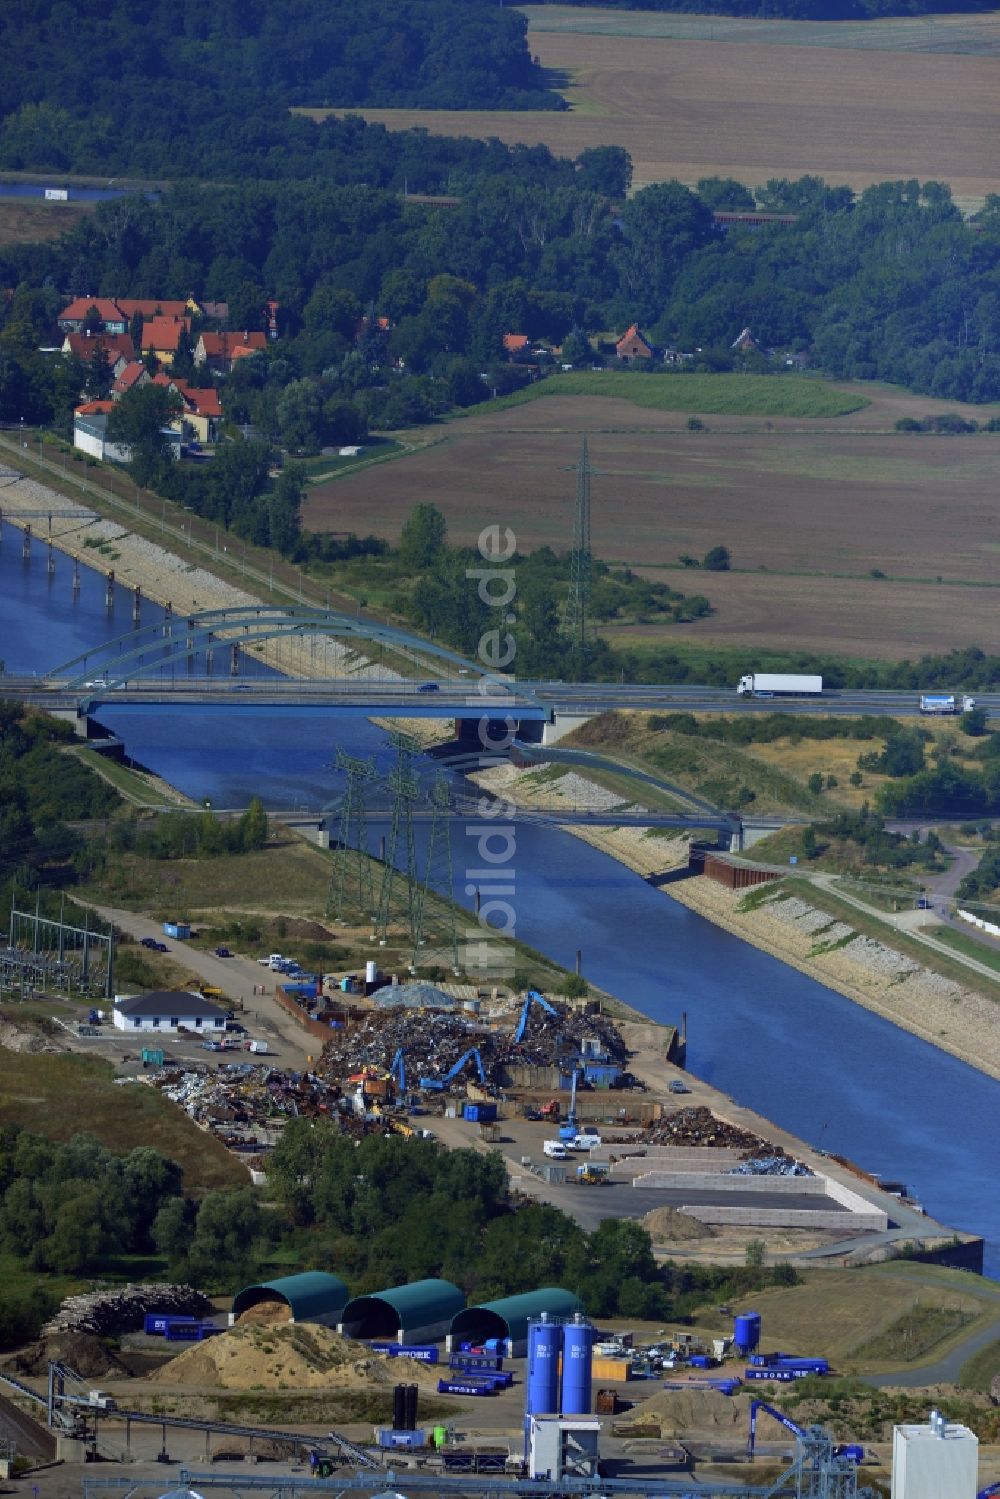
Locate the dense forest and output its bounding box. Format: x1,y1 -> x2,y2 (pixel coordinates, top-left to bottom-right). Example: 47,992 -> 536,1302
0,0 -> 558,159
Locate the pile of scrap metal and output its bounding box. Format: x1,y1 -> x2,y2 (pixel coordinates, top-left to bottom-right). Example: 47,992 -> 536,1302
316,994 -> 630,1102
643,1106 -> 798,1161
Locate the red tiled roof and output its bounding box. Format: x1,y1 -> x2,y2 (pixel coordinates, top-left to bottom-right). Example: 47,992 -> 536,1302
171,380 -> 223,417
64,332 -> 135,362
616,323 -> 653,351
117,298 -> 189,320
112,360 -> 149,393
59,297 -> 124,325
141,316 -> 191,352
198,330 -> 266,356
503,333 -> 530,353
74,400 -> 114,416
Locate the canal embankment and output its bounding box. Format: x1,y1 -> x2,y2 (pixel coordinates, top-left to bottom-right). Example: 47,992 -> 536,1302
470,759 -> 1000,1084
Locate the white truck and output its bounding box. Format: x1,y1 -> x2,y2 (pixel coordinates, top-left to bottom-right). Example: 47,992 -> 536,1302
919,693 -> 976,715
543,1140 -> 572,1160
737,672 -> 823,697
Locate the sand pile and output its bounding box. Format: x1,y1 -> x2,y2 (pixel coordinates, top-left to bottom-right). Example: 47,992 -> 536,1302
616,1387 -> 747,1438
643,1206 -> 717,1244
236,1299 -> 292,1326
149,1323 -> 441,1391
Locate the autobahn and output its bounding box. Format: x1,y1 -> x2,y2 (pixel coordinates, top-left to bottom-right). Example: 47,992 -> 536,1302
2,674 -> 998,721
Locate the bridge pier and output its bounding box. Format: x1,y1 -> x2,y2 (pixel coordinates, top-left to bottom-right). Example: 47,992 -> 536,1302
47,541 -> 55,578
132,584 -> 141,625
21,524 -> 30,563
72,558 -> 80,592
105,569 -> 114,609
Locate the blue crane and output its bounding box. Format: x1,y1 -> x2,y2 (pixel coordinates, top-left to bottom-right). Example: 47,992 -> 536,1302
748,1401 -> 863,1464
389,1047 -> 405,1093
513,988 -> 558,1044
419,1047 -> 487,1092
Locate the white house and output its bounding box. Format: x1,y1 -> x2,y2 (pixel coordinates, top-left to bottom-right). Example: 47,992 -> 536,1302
112,990 -> 228,1034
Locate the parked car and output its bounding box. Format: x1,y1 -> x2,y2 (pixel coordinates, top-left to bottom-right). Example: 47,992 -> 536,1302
153,941 -> 168,952
214,946 -> 233,957
225,1021 -> 247,1034
140,936 -> 158,949
668,1079 -> 690,1094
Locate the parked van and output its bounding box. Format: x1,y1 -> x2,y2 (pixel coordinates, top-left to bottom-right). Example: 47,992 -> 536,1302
543,1140 -> 571,1160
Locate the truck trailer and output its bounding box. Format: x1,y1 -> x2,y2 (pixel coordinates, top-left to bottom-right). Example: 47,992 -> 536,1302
737,673 -> 823,698
919,694 -> 976,715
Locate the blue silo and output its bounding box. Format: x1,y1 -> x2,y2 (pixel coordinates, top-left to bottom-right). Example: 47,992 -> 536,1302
560,1313 -> 593,1415
733,1311 -> 761,1356
526,1315 -> 562,1415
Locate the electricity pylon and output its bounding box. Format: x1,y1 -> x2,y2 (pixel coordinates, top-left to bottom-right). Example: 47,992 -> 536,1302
375,731 -> 422,949
326,750 -> 377,924
414,772 -> 458,971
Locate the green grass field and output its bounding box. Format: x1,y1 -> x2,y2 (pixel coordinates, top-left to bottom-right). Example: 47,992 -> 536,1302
480,371 -> 869,419
0,1053 -> 249,1193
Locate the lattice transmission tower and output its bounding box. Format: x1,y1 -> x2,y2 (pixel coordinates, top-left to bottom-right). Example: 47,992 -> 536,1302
565,434 -> 592,665
326,750 -> 377,925
413,772 -> 458,971
375,731 -> 422,950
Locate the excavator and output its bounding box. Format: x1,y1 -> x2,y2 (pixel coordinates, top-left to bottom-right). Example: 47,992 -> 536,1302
419,1047 -> 487,1092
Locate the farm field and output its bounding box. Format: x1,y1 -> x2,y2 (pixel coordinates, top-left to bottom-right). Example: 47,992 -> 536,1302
302,386 -> 1000,660
311,6 -> 1000,198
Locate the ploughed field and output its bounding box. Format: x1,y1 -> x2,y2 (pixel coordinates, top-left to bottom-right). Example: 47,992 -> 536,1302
305,7 -> 1000,198
303,387 -> 1000,661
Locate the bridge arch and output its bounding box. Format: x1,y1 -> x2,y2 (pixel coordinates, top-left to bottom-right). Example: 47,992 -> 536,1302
46,605 -> 486,692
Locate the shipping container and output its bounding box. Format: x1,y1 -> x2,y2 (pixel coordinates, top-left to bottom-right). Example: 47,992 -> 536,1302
143,1314 -> 171,1336
594,1389 -> 621,1415
744,1366 -> 815,1383
369,1343 -> 439,1363
450,1354 -> 503,1372
463,1102 -> 498,1124
437,1377 -> 497,1396
591,1356 -> 632,1382
375,1428 -> 426,1449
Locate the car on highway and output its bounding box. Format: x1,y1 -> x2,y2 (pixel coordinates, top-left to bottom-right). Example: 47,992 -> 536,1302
231,683 -> 251,691
417,682 -> 440,693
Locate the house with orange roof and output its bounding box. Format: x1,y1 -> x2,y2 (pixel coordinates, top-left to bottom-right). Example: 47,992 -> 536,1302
72,400 -> 129,463
62,332 -> 135,373
117,298 -> 191,322
58,297 -> 128,335
503,333 -> 530,359
193,330 -> 267,372
615,324 -> 655,363
112,360 -> 151,399
141,315 -> 192,366
153,374 -> 223,444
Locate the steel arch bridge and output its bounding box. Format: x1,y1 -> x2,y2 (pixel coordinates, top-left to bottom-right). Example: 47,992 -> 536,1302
45,604 -> 485,694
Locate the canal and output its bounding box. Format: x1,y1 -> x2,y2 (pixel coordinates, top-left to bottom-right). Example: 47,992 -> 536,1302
2,519 -> 999,1275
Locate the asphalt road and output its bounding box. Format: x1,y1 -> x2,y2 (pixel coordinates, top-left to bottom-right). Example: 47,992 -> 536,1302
87,904 -> 316,1069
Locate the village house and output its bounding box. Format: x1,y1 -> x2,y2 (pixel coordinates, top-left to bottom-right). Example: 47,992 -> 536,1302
73,399 -> 182,464
615,324 -> 655,362
503,333 -> 530,360
141,315 -> 192,367
57,297 -> 128,336
153,373 -> 223,444
111,360 -> 151,399
61,332 -> 135,372
193,330 -> 267,373
111,990 -> 228,1034
117,297 -> 192,322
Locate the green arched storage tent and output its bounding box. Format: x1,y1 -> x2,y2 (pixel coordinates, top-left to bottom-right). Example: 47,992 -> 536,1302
230,1271 -> 349,1327
339,1278 -> 464,1344
449,1288 -> 583,1357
